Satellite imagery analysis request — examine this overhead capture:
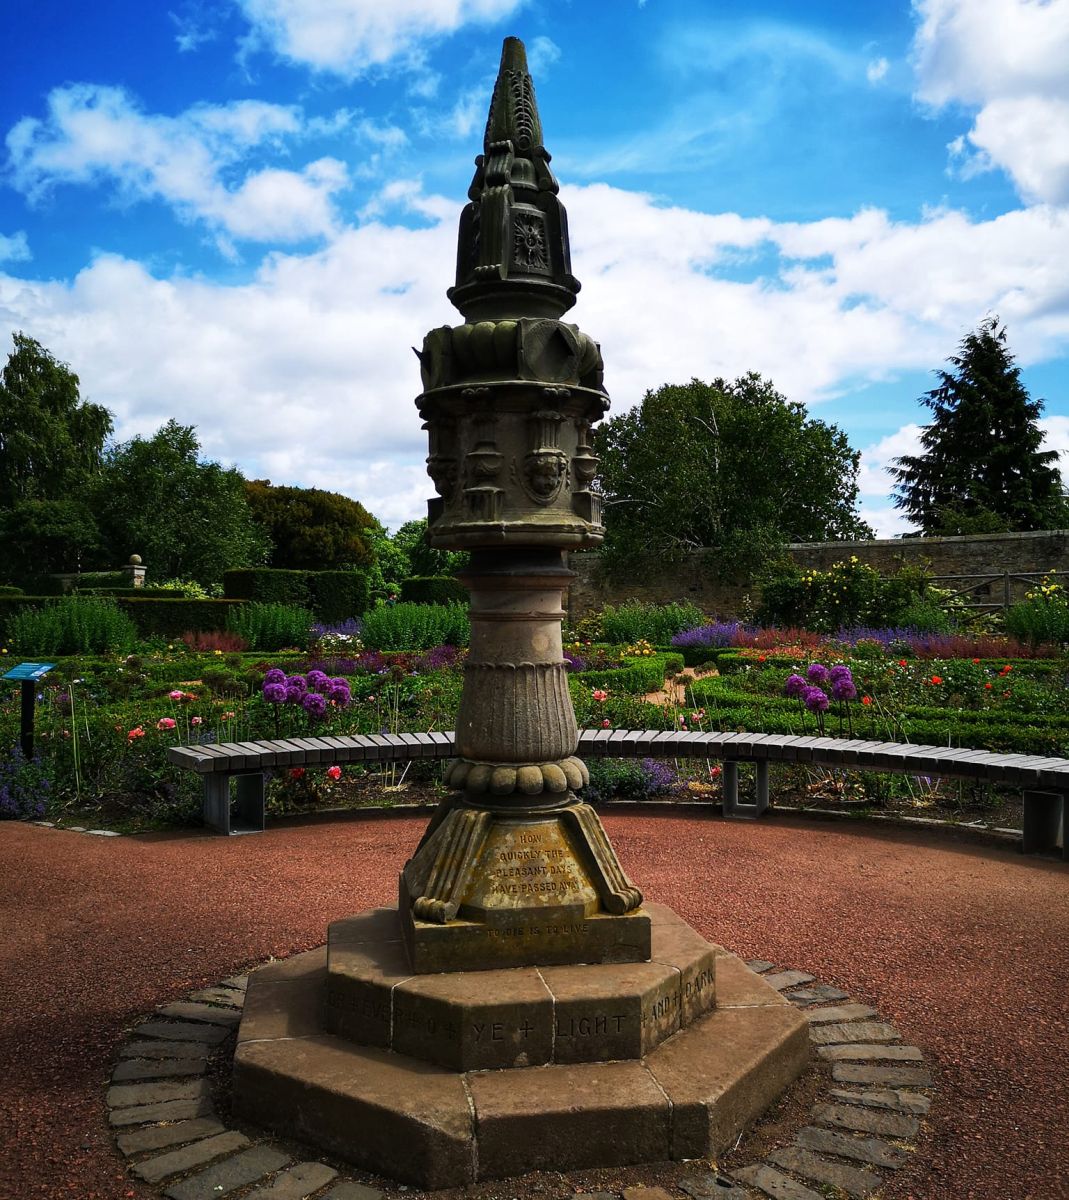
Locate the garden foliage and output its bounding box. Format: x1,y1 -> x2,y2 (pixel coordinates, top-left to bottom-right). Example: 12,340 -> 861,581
400,576 -> 468,606
227,602 -> 314,651
599,600 -> 705,645
361,602 -> 469,651
7,596 -> 138,655
1004,576 -> 1069,647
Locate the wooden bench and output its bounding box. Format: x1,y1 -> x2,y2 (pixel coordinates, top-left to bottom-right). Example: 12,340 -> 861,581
168,729 -> 1067,858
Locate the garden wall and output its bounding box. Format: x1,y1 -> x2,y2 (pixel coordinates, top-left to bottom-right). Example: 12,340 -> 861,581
565,529 -> 1069,623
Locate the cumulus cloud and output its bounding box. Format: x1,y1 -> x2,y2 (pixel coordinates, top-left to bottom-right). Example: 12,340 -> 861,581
866,56 -> 889,83
236,0 -> 525,77
912,0 -> 1069,203
1,182 -> 1067,526
5,85 -> 348,243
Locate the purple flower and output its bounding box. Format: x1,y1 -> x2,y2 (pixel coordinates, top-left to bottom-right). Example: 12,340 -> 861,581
263,682 -> 287,704
285,683 -> 305,704
302,692 -> 328,719
802,685 -> 829,714
264,668 -> 286,685
286,674 -> 308,694
806,663 -> 830,685
831,678 -> 857,701
828,664 -> 853,684
306,669 -> 328,690
327,682 -> 351,705
784,673 -> 806,698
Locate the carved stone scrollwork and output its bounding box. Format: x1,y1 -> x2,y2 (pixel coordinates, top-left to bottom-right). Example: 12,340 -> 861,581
511,208 -> 550,275
424,418 -> 458,500
465,409 -> 504,487
515,408 -> 567,505
573,420 -> 599,487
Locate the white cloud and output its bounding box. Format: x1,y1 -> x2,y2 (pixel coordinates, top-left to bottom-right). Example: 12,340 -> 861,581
5,85 -> 348,243
1,182 -> 1067,528
912,0 -> 1069,203
0,231 -> 30,263
527,35 -> 561,77
236,0 -> 525,77
866,56 -> 889,83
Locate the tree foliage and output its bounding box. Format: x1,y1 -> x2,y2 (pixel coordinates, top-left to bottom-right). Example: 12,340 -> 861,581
891,317 -> 1067,535
391,518 -> 468,578
245,480 -> 374,570
594,374 -> 872,576
0,333 -> 113,507
92,420 -> 268,585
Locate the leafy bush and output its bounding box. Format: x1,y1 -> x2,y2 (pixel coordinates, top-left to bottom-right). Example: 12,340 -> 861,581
7,596 -> 138,655
116,598 -> 243,638
71,571 -> 127,590
223,568 -> 311,606
227,602 -> 314,651
361,602 -> 470,651
599,601 -> 705,646
179,629 -> 249,653
1004,577 -> 1069,647
758,558 -> 936,632
0,585 -> 24,597
584,758 -> 681,803
574,652 -> 685,696
0,746 -> 52,818
401,576 -> 468,606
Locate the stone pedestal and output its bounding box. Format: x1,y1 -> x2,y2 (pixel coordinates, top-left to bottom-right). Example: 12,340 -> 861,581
231,904 -> 808,1188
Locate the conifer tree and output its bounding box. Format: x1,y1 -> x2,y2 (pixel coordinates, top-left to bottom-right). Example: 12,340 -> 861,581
891,317 -> 1066,535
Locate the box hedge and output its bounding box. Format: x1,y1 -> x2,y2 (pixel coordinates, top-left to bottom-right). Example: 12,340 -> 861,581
400,576 -> 468,606
224,568 -> 371,621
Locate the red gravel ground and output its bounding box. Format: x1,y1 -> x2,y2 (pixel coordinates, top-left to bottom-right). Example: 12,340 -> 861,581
1,811 -> 1067,1200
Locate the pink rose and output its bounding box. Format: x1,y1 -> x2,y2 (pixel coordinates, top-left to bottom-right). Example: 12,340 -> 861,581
601,718 -> 611,729
327,765 -> 342,780
191,716 -> 203,726
591,689 -> 608,702
156,717 -> 176,730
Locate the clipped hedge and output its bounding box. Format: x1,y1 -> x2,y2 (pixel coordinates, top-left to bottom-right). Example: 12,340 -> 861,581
574,652 -> 685,696
401,576 -> 468,606
224,567 -> 371,621
116,597 -> 245,638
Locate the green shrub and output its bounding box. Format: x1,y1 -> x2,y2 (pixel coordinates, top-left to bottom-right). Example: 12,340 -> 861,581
599,601 -> 705,645
223,568 -> 311,607
0,586 -> 24,597
584,758 -> 681,803
227,602 -> 314,651
71,571 -> 127,590
401,576 -> 468,606
1004,580 -> 1069,647
361,602 -> 470,651
308,571 -> 371,623
116,598 -> 243,638
6,596 -> 138,655
758,558 -> 936,632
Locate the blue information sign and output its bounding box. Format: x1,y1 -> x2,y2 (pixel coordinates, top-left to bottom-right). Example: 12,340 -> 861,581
3,662 -> 56,681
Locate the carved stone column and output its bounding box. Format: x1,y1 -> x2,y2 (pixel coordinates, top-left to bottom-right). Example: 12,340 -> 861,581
399,37 -> 648,972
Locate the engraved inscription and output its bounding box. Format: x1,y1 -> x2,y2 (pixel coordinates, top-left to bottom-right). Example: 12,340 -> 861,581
484,827 -> 586,900
555,1013 -> 626,1038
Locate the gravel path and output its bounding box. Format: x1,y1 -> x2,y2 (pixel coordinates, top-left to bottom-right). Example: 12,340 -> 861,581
1,811 -> 1066,1200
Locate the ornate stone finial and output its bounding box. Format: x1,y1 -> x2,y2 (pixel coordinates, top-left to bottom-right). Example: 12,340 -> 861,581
449,36 -> 580,322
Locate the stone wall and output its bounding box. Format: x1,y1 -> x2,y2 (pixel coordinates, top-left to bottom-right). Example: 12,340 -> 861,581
565,530 -> 1069,623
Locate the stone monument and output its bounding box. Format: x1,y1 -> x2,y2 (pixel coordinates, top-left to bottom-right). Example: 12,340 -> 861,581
232,38 -> 807,1187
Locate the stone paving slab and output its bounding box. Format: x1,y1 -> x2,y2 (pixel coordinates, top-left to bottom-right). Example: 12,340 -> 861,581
112,1057 -> 208,1081
818,1043 -> 923,1062
833,1062 -> 934,1088
731,1163 -> 824,1199
744,960 -> 774,974
784,984 -> 849,1006
107,1079 -> 209,1109
828,1087 -> 931,1115
109,1097 -> 214,1127
320,1183 -> 386,1200
767,1146 -> 883,1199
244,1160 -> 339,1198
678,1170 -> 750,1198
162,1145 -> 290,1200
809,1020 -> 899,1045
812,1101 -> 920,1139
135,1020 -> 231,1045
132,1131 -> 251,1183
155,1001 -> 242,1027
116,1119 -> 226,1157
762,970 -> 815,992
120,1039 -> 211,1060
803,1004 -> 879,1025
221,974 -> 249,990
796,1125 -> 910,1169
186,987 -> 244,1007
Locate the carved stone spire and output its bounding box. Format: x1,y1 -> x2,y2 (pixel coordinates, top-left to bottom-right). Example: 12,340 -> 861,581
449,36 -> 580,322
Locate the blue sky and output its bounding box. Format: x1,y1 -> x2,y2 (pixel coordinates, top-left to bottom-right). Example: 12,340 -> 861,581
2,0 -> 1068,536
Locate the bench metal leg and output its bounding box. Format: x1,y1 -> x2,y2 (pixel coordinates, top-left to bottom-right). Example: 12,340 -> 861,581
202,772 -> 266,836
722,760 -> 769,819
1022,790 -> 1066,859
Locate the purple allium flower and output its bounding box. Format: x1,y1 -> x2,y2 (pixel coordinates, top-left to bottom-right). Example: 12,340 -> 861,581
286,674 -> 308,694
302,692 -> 328,719
264,668 -> 286,685
802,685 -> 829,714
831,678 -> 857,701
784,673 -> 806,698
828,664 -> 853,684
806,663 -> 830,685
306,669 -> 328,690
263,682 -> 287,704
327,682 -> 351,705
285,683 -> 305,704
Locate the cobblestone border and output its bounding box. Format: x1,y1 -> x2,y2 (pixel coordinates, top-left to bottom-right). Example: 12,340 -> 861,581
109,959 -> 933,1200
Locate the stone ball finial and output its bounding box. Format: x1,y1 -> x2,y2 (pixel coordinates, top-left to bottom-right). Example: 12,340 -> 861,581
128,554 -> 142,565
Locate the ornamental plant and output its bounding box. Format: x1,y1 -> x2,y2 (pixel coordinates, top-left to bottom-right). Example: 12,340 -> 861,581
1004,575 -> 1069,648
261,666 -> 351,735
785,661 -> 857,735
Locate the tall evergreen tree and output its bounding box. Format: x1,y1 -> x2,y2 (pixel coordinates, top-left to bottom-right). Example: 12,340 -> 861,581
891,317 -> 1066,535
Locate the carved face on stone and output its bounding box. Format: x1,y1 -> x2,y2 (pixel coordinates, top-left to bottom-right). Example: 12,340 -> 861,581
525,450 -> 567,500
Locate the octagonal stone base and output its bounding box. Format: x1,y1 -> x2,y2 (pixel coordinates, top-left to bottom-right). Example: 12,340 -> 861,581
232,904 -> 808,1188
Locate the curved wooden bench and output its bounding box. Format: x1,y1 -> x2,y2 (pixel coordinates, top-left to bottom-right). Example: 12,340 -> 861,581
167,730 -> 1067,857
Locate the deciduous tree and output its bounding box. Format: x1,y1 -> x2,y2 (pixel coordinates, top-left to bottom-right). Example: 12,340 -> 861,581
245,480 -> 374,570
